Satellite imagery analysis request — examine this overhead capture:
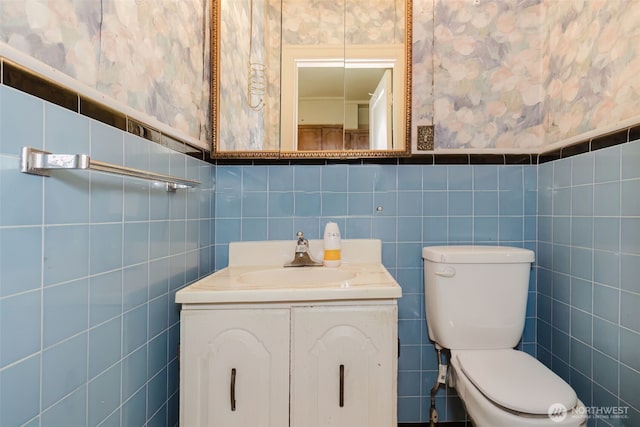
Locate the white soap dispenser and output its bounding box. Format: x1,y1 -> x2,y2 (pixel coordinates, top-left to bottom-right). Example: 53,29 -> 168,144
323,222 -> 342,267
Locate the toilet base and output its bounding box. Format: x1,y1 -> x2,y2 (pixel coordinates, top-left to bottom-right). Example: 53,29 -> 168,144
450,354 -> 587,427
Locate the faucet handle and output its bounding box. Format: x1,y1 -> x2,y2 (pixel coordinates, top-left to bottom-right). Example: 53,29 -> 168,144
295,231 -> 309,253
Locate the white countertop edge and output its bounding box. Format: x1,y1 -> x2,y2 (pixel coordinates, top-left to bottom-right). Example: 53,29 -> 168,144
176,287 -> 402,305
179,299 -> 400,310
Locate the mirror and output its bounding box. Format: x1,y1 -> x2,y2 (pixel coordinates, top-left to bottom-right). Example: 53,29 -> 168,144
212,0 -> 412,159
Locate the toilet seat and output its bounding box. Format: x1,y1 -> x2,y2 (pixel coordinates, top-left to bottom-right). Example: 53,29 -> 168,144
453,349 -> 577,415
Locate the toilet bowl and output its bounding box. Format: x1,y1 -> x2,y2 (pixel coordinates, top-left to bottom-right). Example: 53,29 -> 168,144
422,246 -> 587,427
449,349 -> 586,426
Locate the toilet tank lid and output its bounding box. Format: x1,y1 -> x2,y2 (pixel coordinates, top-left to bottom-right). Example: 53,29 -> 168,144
422,245 -> 534,264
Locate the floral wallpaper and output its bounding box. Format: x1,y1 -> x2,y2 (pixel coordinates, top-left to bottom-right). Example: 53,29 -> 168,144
412,0 -> 640,150
281,0 -> 405,45
428,0 -> 546,150
411,0 -> 435,144
543,0 -> 640,144
218,0 -> 281,151
0,0 -> 210,143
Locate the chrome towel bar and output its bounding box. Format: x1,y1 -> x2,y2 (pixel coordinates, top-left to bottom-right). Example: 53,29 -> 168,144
20,146 -> 200,191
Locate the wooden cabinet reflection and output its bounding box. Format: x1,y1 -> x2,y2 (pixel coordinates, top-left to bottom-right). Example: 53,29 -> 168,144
298,125 -> 369,150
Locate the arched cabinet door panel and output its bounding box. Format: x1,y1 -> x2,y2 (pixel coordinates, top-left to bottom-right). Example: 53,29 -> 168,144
180,309 -> 290,427
290,305 -> 397,427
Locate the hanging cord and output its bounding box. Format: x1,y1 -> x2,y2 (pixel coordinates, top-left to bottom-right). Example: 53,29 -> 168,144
247,0 -> 266,111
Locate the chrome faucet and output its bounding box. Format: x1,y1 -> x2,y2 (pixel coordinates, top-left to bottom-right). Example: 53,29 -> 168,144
284,231 -> 322,267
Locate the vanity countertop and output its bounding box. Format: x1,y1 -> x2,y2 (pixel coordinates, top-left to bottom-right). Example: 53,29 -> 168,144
175,239 -> 402,304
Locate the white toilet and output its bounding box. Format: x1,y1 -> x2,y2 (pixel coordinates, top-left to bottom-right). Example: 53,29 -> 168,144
422,245 -> 587,427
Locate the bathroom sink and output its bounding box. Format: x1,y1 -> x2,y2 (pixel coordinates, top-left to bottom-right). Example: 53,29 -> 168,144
175,239 -> 402,303
238,267 -> 356,287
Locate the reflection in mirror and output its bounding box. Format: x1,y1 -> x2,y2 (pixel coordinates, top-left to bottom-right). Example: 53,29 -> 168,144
216,0 -> 281,153
366,68 -> 393,150
280,45 -> 404,153
297,66 -> 346,151
292,65 -> 396,151
212,0 -> 412,158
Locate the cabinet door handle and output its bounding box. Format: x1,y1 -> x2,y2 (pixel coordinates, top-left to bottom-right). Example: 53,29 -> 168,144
339,364 -> 345,407
230,368 -> 237,412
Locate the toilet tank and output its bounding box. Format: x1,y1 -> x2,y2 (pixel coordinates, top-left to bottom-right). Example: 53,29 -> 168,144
422,246 -> 535,350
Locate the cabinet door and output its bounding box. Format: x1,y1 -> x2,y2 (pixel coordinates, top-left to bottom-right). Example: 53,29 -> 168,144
290,305 -> 397,427
321,126 -> 344,150
180,309 -> 290,427
345,130 -> 369,150
298,125 -> 322,150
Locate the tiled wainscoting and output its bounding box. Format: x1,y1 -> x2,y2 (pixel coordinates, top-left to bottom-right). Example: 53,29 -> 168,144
0,84 -> 216,427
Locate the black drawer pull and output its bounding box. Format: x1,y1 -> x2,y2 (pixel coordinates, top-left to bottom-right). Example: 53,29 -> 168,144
339,364 -> 345,407
230,368 -> 237,411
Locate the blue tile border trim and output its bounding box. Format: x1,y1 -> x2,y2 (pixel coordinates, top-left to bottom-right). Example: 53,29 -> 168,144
537,127 -> 639,163
214,153 -> 537,166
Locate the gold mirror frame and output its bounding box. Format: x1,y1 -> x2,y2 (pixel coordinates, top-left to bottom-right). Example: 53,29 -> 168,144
210,0 -> 412,159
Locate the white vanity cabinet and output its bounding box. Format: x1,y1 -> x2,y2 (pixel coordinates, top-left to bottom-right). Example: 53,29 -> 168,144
176,239 -> 402,427
180,302 -> 397,427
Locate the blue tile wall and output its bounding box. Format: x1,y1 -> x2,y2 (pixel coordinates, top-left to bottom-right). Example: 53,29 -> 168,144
0,86 -> 216,427
537,139 -> 640,426
213,162 -> 538,423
